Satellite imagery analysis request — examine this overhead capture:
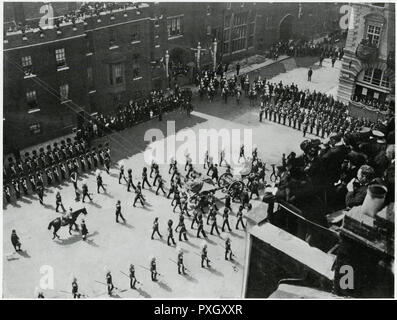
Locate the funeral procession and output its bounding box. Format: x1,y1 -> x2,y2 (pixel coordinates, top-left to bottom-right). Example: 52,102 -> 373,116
2,1 -> 395,299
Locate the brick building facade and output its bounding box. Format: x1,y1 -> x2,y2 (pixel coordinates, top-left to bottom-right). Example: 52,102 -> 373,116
3,2 -> 342,152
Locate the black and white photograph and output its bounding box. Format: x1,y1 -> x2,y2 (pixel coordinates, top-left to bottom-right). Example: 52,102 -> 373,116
1,1 -> 395,301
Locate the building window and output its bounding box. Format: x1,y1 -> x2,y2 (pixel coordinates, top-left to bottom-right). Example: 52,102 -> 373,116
109,63 -> 125,85
132,54 -> 140,78
363,68 -> 390,88
167,16 -> 183,38
21,55 -> 33,76
223,28 -> 230,54
29,123 -> 41,135
226,2 -> 231,10
55,48 -> 67,69
60,84 -> 69,101
26,90 -> 38,109
224,15 -> 231,28
372,3 -> 385,7
109,29 -> 117,47
231,12 -> 248,53
131,24 -> 140,42
87,67 -> 94,90
366,24 -> 381,47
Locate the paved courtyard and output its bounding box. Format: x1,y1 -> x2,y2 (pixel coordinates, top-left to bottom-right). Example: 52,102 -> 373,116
2,58 -> 341,299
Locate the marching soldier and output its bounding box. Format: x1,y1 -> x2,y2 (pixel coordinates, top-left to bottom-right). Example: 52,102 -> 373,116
219,148 -> 226,167
115,200 -> 126,223
172,191 -> 183,213
133,182 -> 145,207
142,167 -> 152,189
167,180 -> 176,199
11,230 -> 22,252
86,152 -> 93,171
153,165 -> 160,186
196,218 -> 207,238
184,153 -> 192,171
236,206 -> 246,230
118,164 -> 126,184
45,168 -> 53,186
175,213 -> 185,232
179,222 -> 188,242
180,197 -> 190,216
129,264 -> 137,289
186,163 -> 194,179
177,250 -> 186,275
79,155 -> 86,172
222,208 -> 232,232
104,155 -> 111,175
81,219 -> 88,241
96,172 -> 106,194
82,183 -> 92,203
224,194 -> 232,211
225,237 -> 233,261
168,157 -> 176,174
151,217 -> 162,239
55,191 -> 66,213
127,168 -> 136,191
150,257 -> 158,281
150,160 -> 158,178
201,244 -> 210,268
167,220 -> 176,246
210,211 -> 220,236
211,164 -> 219,182
52,166 -> 60,184
155,174 -> 166,195
106,270 -> 114,296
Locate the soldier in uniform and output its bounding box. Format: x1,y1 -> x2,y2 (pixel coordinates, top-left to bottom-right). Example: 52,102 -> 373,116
151,217 -> 162,239
179,222 -> 188,241
82,183 -> 92,203
12,179 -> 21,199
118,164 -> 126,184
127,169 -> 136,191
150,257 -> 158,281
225,237 -> 233,260
133,182 -> 145,207
150,160 -> 158,178
129,264 -> 137,289
55,191 -> 66,212
177,250 -> 186,275
239,144 -> 245,161
236,206 -> 246,230
81,219 -> 88,241
29,174 -> 37,193
152,165 -> 160,186
11,230 -> 22,252
167,180 -> 176,199
72,277 -> 80,298
201,244 -> 210,268
211,164 -> 219,182
222,208 -> 232,232
196,218 -> 207,238
210,212 -> 220,236
249,179 -> 259,199
142,167 -> 152,189
70,170 -> 78,191
96,172 -> 106,194
191,206 -> 202,229
20,176 -> 28,196
60,163 -> 67,181
167,220 -> 176,246
106,270 -> 114,296
37,184 -> 44,205
172,191 -> 183,213
4,185 -> 11,203
104,155 -> 111,175
115,200 -> 126,223
155,174 -> 166,196
203,150 -> 209,169
224,194 -> 232,212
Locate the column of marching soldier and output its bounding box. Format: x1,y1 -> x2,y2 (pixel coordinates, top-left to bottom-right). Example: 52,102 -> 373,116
30,144 -> 257,298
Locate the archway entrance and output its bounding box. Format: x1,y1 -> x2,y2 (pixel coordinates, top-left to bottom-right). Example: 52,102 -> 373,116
279,14 -> 294,41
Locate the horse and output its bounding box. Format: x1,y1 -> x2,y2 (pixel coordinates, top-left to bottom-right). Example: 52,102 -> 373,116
47,208 -> 88,240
